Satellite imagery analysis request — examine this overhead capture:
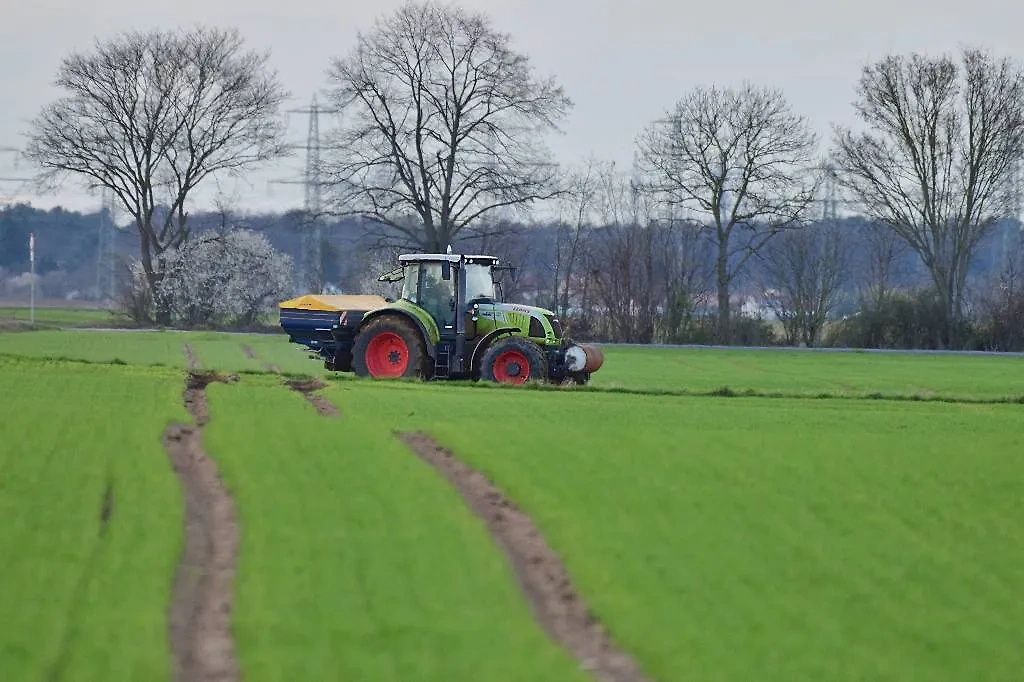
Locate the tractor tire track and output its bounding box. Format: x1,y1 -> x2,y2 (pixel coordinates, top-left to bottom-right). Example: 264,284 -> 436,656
44,475 -> 115,682
285,377 -> 339,417
239,342 -> 281,374
183,343 -> 201,371
163,366 -> 240,682
397,431 -> 651,682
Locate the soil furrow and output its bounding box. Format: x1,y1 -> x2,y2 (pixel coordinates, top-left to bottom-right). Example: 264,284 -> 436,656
239,342 -> 282,374
163,368 -> 240,682
183,343 -> 200,371
44,474 -> 116,682
285,376 -> 339,417
396,431 -> 651,682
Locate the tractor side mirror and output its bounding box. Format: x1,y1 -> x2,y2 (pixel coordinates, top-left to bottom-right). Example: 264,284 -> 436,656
378,266 -> 405,283
441,259 -> 451,281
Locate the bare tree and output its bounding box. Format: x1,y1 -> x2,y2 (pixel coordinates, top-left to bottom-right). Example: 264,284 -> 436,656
321,1 -> 572,252
583,171 -> 660,342
760,222 -> 848,346
857,219 -> 910,306
636,82 -> 819,343
974,226 -> 1024,350
551,156 -> 611,317
24,26 -> 289,321
656,212 -> 714,343
832,47 -> 1024,347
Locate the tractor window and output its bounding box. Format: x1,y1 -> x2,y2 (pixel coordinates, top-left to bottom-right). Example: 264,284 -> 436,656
401,263 -> 420,302
462,263 -> 495,301
418,262 -> 456,327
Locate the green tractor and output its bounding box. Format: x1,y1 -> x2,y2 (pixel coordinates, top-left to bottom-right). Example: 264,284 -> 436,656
279,250 -> 603,384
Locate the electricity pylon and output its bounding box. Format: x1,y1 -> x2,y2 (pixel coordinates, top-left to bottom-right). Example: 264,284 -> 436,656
96,188 -> 118,303
269,95 -> 339,293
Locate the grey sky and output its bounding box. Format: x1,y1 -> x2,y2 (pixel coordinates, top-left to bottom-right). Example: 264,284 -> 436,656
1,0 -> 1021,216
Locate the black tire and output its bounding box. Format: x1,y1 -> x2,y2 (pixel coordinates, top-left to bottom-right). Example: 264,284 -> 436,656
352,315 -> 429,379
479,336 -> 548,385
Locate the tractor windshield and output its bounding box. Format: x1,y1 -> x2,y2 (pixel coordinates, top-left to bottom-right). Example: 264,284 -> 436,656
462,263 -> 495,301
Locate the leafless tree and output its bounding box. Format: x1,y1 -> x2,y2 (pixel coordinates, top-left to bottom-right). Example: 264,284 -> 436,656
550,156 -> 611,317
321,1 -> 572,252
656,212 -> 714,343
760,222 -> 849,346
582,172 -> 660,342
975,227 -> 1024,350
857,220 -> 910,306
23,26 -> 289,321
636,82 -> 819,343
832,47 -> 1024,347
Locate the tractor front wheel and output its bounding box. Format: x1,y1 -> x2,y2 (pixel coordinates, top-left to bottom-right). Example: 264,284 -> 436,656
479,336 -> 547,385
352,316 -> 428,380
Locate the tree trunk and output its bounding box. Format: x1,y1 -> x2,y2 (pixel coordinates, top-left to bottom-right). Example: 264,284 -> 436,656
716,236 -> 731,344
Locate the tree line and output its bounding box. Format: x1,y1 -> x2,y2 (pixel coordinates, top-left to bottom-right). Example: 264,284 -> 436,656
12,0 -> 1024,349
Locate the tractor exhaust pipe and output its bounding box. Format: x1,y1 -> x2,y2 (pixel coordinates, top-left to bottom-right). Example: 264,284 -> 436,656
564,343 -> 604,374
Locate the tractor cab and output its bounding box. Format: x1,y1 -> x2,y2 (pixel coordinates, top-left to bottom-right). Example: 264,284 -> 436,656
377,251 -> 506,337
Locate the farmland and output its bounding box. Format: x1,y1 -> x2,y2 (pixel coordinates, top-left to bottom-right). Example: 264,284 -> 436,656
0,356 -> 187,681
1,327 -> 1022,681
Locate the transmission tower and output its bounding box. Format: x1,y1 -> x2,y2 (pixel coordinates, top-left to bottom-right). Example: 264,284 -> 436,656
821,162 -> 839,223
270,95 -> 339,293
95,188 -> 118,303
0,146 -> 32,206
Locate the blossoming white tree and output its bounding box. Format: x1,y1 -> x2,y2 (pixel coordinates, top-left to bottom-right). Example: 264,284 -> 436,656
128,229 -> 293,327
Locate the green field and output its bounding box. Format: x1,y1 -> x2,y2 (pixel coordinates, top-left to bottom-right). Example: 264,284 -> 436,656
0,329 -> 322,376
0,356 -> 187,681
1,327 -> 1022,681
202,377 -> 587,682
330,381 -> 1024,681
0,306 -> 120,327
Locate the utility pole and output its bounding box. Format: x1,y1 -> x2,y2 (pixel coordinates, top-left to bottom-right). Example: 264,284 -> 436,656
269,95 -> 340,294
29,232 -> 35,323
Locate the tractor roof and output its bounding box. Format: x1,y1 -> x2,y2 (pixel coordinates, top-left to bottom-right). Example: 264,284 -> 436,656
398,253 -> 499,265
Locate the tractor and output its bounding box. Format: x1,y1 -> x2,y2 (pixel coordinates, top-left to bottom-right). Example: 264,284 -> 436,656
278,249 -> 603,384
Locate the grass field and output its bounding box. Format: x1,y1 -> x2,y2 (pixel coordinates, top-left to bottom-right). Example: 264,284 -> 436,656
0,356 -> 187,681
595,345 -> 1024,400
2,328 -> 1023,399
201,377 -> 588,682
327,380 -> 1024,681
1,326 -> 1022,681
0,306 -> 120,327
0,329 -> 323,376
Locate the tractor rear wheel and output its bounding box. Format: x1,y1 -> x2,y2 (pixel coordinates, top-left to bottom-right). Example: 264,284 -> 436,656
352,316 -> 428,380
479,336 -> 547,385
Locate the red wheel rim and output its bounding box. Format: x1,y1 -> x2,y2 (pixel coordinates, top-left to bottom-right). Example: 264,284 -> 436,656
492,350 -> 531,384
365,332 -> 409,377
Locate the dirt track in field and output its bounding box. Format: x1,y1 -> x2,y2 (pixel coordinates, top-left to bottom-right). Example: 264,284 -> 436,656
285,376 -> 339,417
163,348 -> 240,682
240,342 -> 282,375
183,343 -> 201,371
397,432 -> 651,682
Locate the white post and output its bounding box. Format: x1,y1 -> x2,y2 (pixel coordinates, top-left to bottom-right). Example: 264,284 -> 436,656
29,231 -> 35,323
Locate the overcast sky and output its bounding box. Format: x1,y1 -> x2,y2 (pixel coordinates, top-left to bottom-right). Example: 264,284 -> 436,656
1,0 -> 1021,217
